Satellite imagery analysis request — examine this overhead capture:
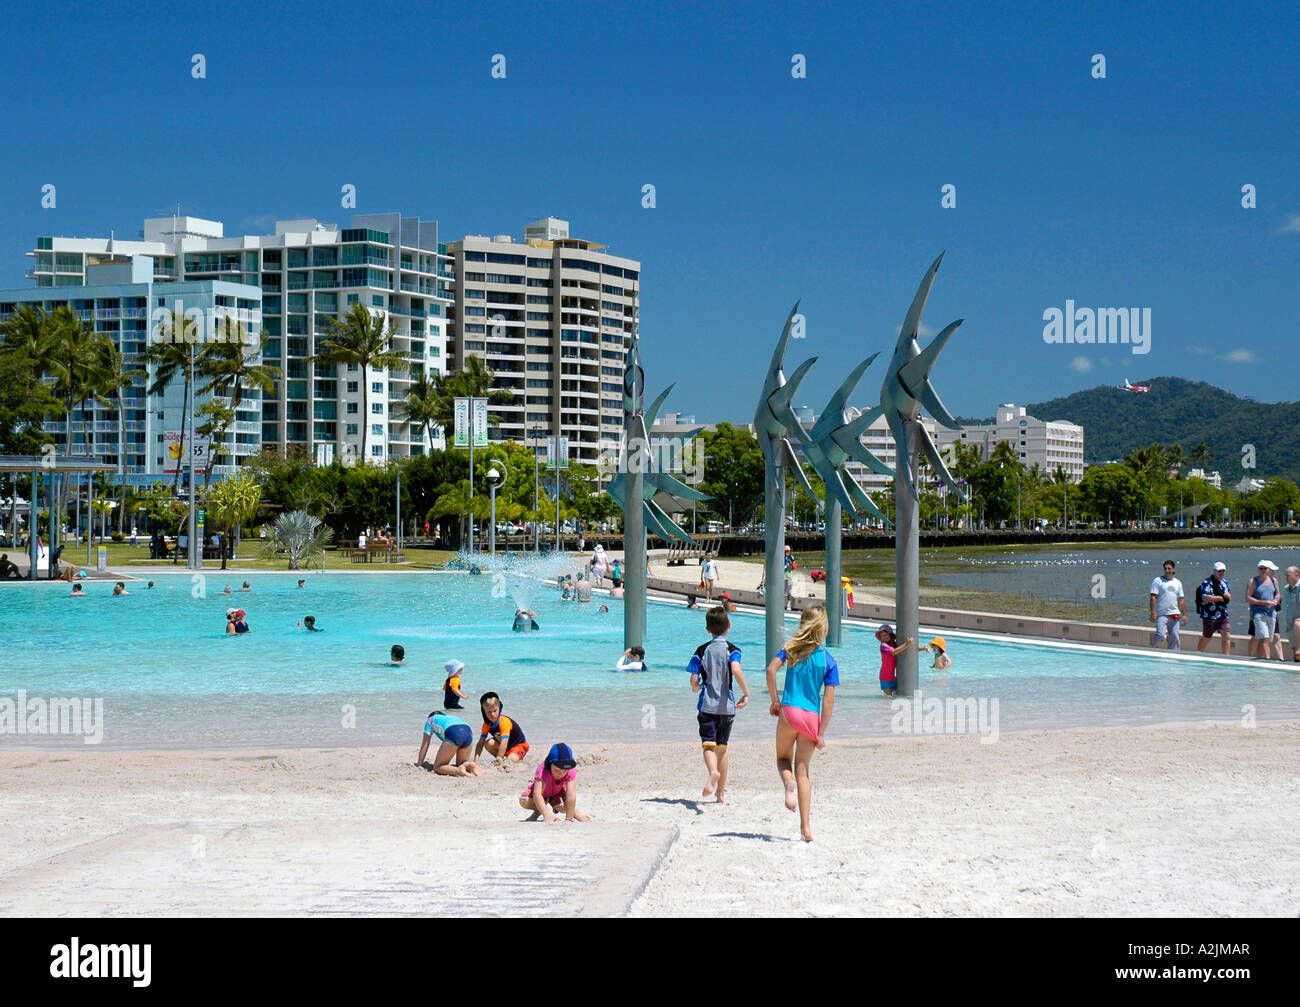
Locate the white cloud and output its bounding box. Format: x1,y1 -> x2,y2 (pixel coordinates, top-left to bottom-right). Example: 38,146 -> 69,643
1069,356 -> 1094,373
1189,345 -> 1212,355
1221,348 -> 1256,364
1279,214 -> 1300,234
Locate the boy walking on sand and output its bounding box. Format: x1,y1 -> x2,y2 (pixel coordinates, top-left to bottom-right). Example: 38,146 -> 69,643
687,606 -> 750,803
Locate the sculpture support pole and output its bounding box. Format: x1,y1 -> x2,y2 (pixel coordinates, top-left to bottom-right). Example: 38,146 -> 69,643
825,496 -> 843,646
624,436 -> 646,651
764,454 -> 786,662
895,420 -> 921,697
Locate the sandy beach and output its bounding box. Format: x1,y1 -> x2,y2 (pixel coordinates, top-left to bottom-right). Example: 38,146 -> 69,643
2,721 -> 1296,917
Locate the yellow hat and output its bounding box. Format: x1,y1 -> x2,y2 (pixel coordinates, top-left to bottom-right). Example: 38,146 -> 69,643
929,636 -> 947,651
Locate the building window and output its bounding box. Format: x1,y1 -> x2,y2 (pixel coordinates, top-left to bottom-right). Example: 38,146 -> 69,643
371,382 -> 383,394
372,424 -> 383,436
346,423 -> 358,435
371,445 -> 383,456
347,381 -> 358,393
347,403 -> 358,414
371,403 -> 383,414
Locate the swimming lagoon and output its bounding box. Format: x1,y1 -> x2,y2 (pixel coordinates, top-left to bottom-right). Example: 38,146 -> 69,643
1,572 -> 1296,749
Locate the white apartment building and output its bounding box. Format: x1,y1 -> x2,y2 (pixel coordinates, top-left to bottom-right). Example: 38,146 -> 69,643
1188,468 -> 1222,489
0,256 -> 262,480
445,218 -> 639,469
936,404 -> 1085,483
28,213 -> 452,470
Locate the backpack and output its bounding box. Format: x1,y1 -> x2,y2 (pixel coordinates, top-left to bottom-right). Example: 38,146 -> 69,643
1194,584 -> 1204,617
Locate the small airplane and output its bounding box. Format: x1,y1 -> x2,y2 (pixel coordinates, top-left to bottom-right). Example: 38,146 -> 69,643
1120,378 -> 1150,393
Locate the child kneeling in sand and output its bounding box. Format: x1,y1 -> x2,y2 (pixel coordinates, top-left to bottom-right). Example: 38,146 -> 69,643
415,710 -> 483,777
475,691 -> 530,762
765,605 -> 838,842
520,743 -> 589,822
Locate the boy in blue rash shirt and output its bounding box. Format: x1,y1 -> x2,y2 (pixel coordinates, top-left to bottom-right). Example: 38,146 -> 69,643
687,606 -> 750,803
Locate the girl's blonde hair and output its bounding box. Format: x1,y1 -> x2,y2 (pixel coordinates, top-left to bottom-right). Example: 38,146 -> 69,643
784,605 -> 828,666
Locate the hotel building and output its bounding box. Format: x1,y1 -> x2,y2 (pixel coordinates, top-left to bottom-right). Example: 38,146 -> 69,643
936,404 -> 1085,483
444,218 -> 639,469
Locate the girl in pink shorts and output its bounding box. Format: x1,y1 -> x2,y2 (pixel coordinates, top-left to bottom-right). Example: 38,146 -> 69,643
764,605 -> 839,842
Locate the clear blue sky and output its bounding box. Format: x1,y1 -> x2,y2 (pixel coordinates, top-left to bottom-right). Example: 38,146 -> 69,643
4,0 -> 1296,422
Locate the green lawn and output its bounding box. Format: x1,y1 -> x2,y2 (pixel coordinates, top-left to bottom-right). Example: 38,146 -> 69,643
69,541 -> 463,572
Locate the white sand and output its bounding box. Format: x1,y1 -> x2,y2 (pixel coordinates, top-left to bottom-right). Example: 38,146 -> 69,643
2,722 -> 1296,916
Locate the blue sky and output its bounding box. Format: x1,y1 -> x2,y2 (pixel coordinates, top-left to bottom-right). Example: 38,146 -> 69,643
3,0 -> 1297,423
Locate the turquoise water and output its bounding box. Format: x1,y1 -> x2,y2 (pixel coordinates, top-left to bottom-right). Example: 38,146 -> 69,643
1,572 -> 1297,750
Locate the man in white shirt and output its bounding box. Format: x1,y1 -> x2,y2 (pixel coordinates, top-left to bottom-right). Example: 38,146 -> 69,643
1149,559 -> 1186,650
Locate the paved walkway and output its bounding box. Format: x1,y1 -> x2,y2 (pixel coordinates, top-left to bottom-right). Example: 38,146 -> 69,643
0,819 -> 679,917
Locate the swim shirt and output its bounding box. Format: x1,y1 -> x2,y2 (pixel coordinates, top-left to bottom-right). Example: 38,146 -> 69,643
687,636 -> 742,714
481,712 -> 526,749
424,712 -> 468,741
525,762 -> 576,802
443,674 -> 463,707
777,646 -> 840,713
879,642 -> 897,682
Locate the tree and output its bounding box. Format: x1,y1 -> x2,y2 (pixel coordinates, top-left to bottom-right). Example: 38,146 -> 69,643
206,471 -> 263,570
311,303 -> 408,462
147,311 -> 202,492
1190,441 -> 1213,468
1078,464 -> 1144,523
263,509 -> 332,570
698,423 -> 764,527
198,321 -> 280,475
1124,443 -> 1168,520
91,339 -> 146,534
428,355 -> 514,434
1165,442 -> 1186,476
395,367 -> 441,451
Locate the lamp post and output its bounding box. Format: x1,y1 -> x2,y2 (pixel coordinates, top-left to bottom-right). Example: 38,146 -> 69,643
487,465 -> 499,561
485,457 -> 511,563
530,423 -> 542,553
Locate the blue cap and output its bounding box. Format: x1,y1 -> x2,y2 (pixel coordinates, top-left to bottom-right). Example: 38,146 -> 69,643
546,742 -> 577,769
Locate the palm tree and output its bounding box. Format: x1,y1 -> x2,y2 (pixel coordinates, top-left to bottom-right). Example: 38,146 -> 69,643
44,307 -> 101,455
263,509 -> 332,570
206,471 -> 263,570
199,321 -> 281,476
311,303 -> 408,463
92,339 -> 146,534
1191,441 -> 1213,469
395,367 -> 440,451
1125,443 -> 1167,520
147,311 -> 201,491
429,354 -> 515,433
1165,442 -> 1186,477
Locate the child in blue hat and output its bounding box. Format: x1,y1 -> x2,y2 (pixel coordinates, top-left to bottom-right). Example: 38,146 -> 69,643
519,743 -> 589,822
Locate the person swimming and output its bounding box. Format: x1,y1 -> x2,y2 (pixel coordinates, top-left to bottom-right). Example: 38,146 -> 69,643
616,646 -> 648,671
391,644 -> 405,665
298,615 -> 321,632
513,609 -> 540,632
112,581 -> 129,596
226,608 -> 249,634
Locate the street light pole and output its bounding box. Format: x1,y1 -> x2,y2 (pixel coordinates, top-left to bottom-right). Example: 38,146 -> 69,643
530,424 -> 541,554
488,468 -> 497,561
187,342 -> 199,571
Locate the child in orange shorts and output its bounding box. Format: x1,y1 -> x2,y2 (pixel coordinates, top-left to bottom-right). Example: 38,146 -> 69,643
475,691 -> 530,762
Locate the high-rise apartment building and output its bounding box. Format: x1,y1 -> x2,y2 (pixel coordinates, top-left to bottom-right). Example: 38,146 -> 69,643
445,218 -> 639,469
27,213 -> 452,469
0,256 -> 262,479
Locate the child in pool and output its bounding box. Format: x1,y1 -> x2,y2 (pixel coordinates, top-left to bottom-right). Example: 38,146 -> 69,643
616,646 -> 647,671
875,624 -> 913,696
919,636 -> 952,670
519,743 -> 589,822
442,659 -> 469,708
390,644 -> 405,665
475,691 -> 530,762
765,605 -> 838,843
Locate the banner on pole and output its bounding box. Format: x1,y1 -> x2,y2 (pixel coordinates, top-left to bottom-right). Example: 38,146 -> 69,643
472,399 -> 488,447
453,398 -> 469,447
545,436 -> 570,470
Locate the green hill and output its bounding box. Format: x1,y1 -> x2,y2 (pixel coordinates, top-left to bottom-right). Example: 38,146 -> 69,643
1012,378 -> 1300,482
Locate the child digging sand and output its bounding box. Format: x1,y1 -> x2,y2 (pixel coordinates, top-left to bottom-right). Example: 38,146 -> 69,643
414,710 -> 483,777
687,605 -> 749,803
765,605 -> 838,842
519,743 -> 589,822
475,691 -> 530,762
